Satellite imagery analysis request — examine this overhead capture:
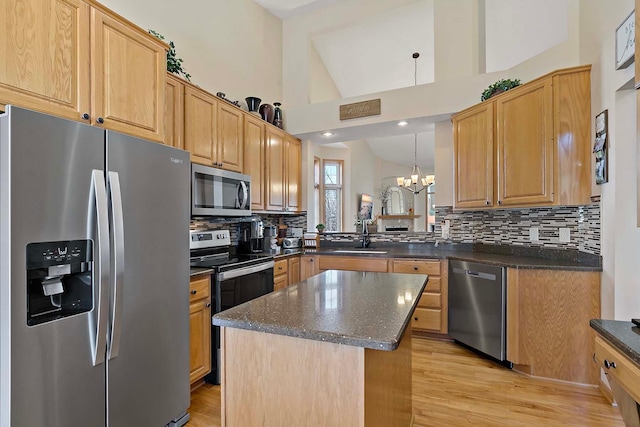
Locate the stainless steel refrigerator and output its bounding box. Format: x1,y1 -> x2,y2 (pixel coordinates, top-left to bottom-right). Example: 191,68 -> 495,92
0,106 -> 191,426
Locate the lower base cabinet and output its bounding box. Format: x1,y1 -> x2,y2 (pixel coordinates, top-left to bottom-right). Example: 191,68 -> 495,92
189,275 -> 211,385
274,259 -> 288,291
391,259 -> 448,335
300,255 -> 319,280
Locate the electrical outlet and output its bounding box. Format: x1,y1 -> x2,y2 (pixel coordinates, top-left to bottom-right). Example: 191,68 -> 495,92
559,228 -> 570,243
529,227 -> 539,241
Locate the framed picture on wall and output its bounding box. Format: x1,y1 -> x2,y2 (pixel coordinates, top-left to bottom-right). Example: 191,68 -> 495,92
594,110 -> 608,185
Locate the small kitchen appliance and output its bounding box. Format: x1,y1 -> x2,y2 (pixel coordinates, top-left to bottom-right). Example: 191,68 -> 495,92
238,218 -> 264,253
282,237 -> 302,249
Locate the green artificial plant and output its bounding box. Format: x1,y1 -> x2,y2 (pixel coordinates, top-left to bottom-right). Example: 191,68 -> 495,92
481,78 -> 521,101
148,30 -> 191,82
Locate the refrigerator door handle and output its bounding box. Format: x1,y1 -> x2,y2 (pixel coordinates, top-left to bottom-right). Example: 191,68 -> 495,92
89,170 -> 110,366
107,171 -> 125,360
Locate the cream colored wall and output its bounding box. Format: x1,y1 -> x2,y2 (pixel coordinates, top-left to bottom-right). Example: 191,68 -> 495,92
579,0 -> 636,321
309,43 -> 342,103
100,0 -> 283,109
344,141 -> 376,231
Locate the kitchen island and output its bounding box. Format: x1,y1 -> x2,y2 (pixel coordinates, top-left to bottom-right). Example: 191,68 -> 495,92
213,270 -> 428,427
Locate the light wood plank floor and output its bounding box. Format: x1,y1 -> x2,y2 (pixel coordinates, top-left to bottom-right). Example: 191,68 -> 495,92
188,337 -> 624,426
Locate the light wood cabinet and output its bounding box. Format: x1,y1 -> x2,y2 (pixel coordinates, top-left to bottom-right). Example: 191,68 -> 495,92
0,0 -> 167,142
453,102 -> 494,208
185,86 -> 217,165
452,66 -> 591,209
391,259 -> 448,334
506,268 -> 600,384
164,74 -> 184,150
285,135 -> 302,212
244,115 -> 265,210
288,256 -> 301,285
265,127 -> 286,211
300,255 -> 320,280
274,258 -> 288,290
189,275 -> 211,385
318,256 -> 389,272
216,103 -> 243,172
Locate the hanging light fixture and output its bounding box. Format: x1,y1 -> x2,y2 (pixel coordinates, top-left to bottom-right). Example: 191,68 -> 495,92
397,52 -> 435,195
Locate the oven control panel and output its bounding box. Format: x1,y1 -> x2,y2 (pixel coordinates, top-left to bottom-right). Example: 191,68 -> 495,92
189,229 -> 231,250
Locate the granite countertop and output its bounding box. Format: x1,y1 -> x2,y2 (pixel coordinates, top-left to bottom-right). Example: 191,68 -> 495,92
190,267 -> 214,277
306,244 -> 601,271
590,319 -> 640,365
213,270 -> 428,351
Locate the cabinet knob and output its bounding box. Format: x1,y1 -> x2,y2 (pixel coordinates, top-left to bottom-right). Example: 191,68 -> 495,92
604,359 -> 617,369
96,117 -> 105,124
190,290 -> 197,295
497,200 -> 502,205
310,259 -> 314,262
205,302 -> 211,308
81,113 -> 90,120
414,317 -> 418,321
486,200 -> 490,205
413,266 -> 418,271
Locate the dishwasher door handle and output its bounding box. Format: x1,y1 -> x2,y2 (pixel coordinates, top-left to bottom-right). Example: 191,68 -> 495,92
452,267 -> 497,281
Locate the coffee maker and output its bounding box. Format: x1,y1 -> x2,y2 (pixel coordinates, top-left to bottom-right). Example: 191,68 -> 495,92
238,218 -> 264,253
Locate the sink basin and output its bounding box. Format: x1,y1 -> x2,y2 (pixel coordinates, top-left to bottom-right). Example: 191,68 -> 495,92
331,250 -> 388,254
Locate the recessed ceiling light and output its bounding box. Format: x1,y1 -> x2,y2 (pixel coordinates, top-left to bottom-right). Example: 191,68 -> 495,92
321,132 -> 334,137
397,121 -> 408,126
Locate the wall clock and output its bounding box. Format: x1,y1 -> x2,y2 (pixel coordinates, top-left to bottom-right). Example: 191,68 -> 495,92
616,10 -> 635,70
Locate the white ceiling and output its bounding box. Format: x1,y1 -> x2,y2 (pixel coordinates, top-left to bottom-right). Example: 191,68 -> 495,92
252,0 -> 344,19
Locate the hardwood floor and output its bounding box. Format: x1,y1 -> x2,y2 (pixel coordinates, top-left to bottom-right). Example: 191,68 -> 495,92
188,337 -> 624,426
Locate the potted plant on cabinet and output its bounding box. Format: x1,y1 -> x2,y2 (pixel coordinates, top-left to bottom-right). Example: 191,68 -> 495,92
316,224 -> 325,234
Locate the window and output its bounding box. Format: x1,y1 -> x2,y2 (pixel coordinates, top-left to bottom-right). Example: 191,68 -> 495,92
313,157 -> 320,229
322,160 -> 343,232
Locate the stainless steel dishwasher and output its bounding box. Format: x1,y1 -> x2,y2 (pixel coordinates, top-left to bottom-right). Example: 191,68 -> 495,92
448,260 -> 508,362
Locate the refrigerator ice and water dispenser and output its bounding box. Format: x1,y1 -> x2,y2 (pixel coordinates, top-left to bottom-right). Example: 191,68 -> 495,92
26,240 -> 93,326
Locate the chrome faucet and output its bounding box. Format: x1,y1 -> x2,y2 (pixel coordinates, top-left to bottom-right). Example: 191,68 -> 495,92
361,221 -> 370,248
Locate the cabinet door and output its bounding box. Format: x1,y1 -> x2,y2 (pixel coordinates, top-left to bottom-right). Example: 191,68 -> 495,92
184,86 -> 217,165
217,103 -> 243,172
164,74 -> 184,149
0,0 -> 90,120
91,9 -> 166,142
300,256 -> 319,280
265,127 -> 286,210
244,115 -> 265,210
285,136 -> 302,212
189,299 -> 211,384
453,102 -> 494,208
496,79 -> 554,206
288,257 -> 300,285
274,274 -> 287,291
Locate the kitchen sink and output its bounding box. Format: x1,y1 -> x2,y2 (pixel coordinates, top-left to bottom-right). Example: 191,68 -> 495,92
331,250 -> 388,254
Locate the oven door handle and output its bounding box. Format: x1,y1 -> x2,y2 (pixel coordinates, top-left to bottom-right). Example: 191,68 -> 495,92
218,260 -> 274,281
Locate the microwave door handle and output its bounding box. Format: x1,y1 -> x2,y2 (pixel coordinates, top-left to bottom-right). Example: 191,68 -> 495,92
89,170 -> 109,366
238,181 -> 248,209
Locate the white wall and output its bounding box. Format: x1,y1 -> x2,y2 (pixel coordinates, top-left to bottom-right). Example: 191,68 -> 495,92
100,0 -> 283,110
579,0 -> 636,321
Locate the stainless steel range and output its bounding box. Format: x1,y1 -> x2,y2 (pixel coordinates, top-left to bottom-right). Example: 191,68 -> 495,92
189,230 -> 274,384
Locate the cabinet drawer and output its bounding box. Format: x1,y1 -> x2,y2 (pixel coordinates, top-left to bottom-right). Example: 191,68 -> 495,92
189,275 -> 210,303
424,276 -> 441,293
319,256 -> 388,272
595,336 -> 640,403
411,308 -> 441,331
275,259 -> 288,275
392,259 -> 440,276
417,292 -> 441,309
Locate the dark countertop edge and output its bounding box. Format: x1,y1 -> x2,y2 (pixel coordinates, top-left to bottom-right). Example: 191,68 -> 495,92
306,249 -> 602,271
590,319 -> 640,365
190,267 -> 214,277
213,274 -> 428,351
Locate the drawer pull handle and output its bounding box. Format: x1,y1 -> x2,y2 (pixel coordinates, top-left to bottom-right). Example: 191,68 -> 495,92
414,317 -> 418,321
604,359 -> 617,369
413,266 -> 418,271
191,290 -> 197,295
205,303 -> 211,308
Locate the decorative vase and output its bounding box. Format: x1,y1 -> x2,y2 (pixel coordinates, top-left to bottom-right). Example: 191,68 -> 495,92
273,102 -> 283,129
245,97 -> 261,113
259,103 -> 274,123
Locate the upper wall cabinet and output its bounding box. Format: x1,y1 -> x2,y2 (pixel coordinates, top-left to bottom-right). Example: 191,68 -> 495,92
244,114 -> 265,210
265,127 -> 286,211
452,66 -> 591,209
216,103 -> 243,173
285,135 -> 302,212
0,0 -> 167,142
164,74 -> 185,150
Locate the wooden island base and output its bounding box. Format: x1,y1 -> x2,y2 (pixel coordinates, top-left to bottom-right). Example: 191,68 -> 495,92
220,326 -> 413,427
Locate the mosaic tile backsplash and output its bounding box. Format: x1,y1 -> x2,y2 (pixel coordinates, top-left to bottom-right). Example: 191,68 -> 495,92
321,204 -> 601,256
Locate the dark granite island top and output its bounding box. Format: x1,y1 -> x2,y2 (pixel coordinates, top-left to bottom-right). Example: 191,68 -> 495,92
213,270 -> 428,351
590,319 -> 640,365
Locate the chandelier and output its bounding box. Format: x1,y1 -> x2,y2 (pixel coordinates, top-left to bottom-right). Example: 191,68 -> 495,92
396,52 -> 435,195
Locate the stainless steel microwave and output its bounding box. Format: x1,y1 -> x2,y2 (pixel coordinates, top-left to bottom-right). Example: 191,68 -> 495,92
191,164 -> 251,217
